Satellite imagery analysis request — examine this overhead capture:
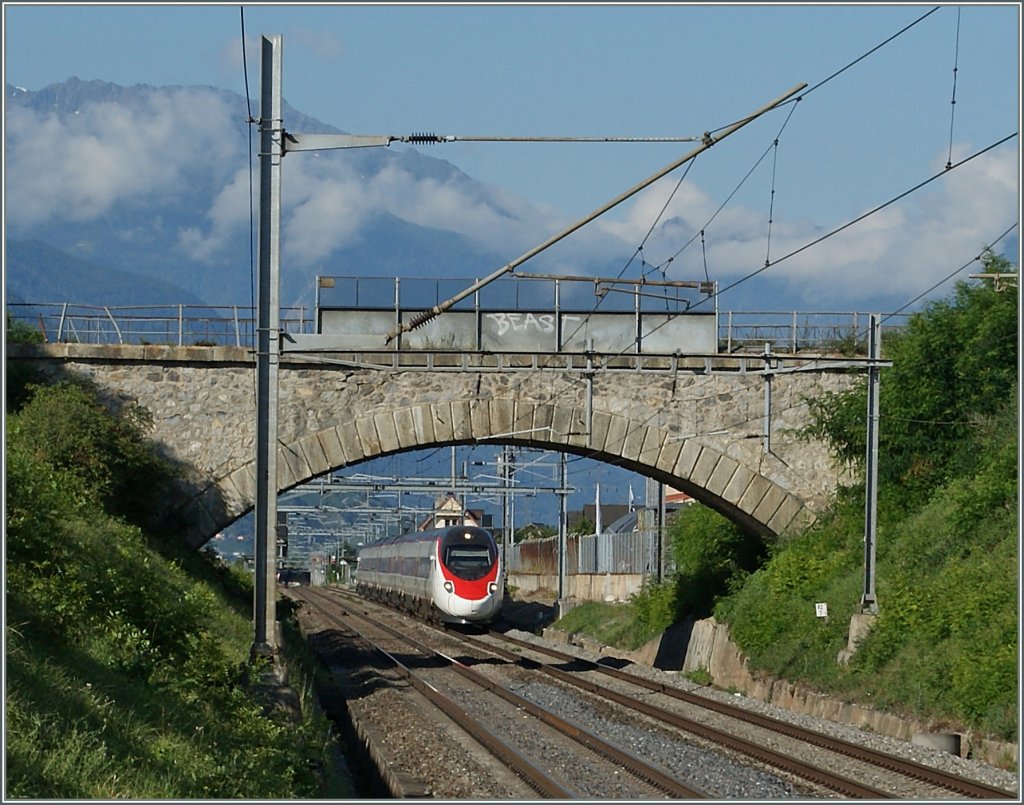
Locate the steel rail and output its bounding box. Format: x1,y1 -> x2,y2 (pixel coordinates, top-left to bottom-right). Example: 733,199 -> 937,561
313,588 -> 707,799
295,588 -> 575,798
488,630 -> 1017,800
453,631 -> 893,799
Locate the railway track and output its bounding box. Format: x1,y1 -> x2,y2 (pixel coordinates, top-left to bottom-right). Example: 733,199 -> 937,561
318,586 -> 1018,800
297,585 -> 709,799
481,628 -> 1016,800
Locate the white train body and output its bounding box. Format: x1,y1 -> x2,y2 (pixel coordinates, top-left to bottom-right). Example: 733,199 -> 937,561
356,525 -> 504,624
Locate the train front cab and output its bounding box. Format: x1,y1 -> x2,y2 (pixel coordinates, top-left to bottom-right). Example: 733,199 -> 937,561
433,526 -> 503,623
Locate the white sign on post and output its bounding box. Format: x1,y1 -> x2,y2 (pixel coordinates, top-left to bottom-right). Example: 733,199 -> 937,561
815,602 -> 828,618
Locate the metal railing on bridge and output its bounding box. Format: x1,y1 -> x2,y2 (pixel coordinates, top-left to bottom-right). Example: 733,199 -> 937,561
6,302 -> 312,348
719,310 -> 908,354
7,277 -> 908,354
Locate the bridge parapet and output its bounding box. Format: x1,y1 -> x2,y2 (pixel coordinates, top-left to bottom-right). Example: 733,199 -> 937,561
9,340 -> 877,377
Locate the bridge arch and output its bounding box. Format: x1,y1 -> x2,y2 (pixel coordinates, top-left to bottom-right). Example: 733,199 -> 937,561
204,396 -> 813,549
8,344 -> 854,549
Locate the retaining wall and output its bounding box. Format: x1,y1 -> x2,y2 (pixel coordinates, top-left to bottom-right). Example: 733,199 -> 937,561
543,615 -> 1018,770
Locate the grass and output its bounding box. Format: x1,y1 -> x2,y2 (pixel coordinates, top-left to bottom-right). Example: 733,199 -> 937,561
554,600 -> 655,651
5,574 -> 346,799
3,372 -> 355,799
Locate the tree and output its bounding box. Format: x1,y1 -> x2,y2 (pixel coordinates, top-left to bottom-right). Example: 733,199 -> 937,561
803,252 -> 1018,505
668,505 -> 766,618
569,517 -> 595,537
516,523 -> 557,541
6,313 -> 45,345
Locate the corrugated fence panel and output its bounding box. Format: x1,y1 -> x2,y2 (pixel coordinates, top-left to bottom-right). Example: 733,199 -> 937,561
508,531 -> 660,576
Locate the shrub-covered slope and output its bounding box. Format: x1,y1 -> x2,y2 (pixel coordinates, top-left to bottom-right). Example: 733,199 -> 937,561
631,256 -> 1018,741
4,368 -> 336,797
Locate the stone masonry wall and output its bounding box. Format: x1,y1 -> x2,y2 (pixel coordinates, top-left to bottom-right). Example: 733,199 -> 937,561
9,344 -> 857,545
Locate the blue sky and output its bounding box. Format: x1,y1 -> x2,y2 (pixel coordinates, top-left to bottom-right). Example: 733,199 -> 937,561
5,3 -> 1019,224
4,4 -> 1020,305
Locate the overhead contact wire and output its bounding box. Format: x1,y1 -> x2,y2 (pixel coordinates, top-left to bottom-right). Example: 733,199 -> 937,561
554,139 -> 1018,477
706,3 -> 943,134
365,6 -> 978,494
945,7 -> 961,170
695,133 -> 1017,311
240,6 -> 258,403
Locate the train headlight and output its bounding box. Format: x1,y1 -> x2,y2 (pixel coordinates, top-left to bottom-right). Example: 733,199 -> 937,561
443,580 -> 454,594
488,582 -> 498,594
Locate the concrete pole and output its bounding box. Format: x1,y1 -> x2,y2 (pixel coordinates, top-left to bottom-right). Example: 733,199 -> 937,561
251,34 -> 283,667
557,451 -> 568,614
763,342 -> 773,455
860,314 -> 881,614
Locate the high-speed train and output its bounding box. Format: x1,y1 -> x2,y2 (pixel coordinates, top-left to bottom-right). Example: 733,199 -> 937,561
355,525 -> 504,624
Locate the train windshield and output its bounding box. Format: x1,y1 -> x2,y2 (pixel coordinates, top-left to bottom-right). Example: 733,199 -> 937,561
444,545 -> 494,580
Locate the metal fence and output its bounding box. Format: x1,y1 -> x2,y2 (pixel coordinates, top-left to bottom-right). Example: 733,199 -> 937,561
507,530 -> 660,576
720,310 -> 908,354
7,300 -> 906,355
6,303 -> 312,347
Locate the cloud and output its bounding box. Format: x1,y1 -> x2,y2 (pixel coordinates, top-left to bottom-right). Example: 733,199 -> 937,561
6,88 -> 240,229
574,143 -> 1019,308
178,165 -> 253,262
284,163 -> 371,262
273,139 -> 1017,309
271,151 -> 555,264
6,82 -> 1017,311
752,144 -> 1020,306
288,27 -> 343,61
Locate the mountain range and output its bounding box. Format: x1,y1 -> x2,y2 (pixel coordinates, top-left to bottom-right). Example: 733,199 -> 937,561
5,77 -> 1016,317
5,77 -> 538,311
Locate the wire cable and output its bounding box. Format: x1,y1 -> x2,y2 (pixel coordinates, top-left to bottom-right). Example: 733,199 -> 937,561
764,137 -> 780,268
387,132 -> 1013,491
945,7 -> 961,170
240,7 -> 257,339
711,5 -> 944,132
620,157 -> 699,279
648,99 -> 800,280
696,133 -> 1017,311
309,4 -> 998,517
240,5 -> 259,409
803,6 -> 942,101
881,222 -> 1018,323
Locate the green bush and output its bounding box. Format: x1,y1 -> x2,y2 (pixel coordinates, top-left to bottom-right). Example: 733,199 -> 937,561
667,504 -> 767,618
540,269 -> 1018,742
803,253 -> 1018,507
10,380 -> 174,526
630,577 -> 678,641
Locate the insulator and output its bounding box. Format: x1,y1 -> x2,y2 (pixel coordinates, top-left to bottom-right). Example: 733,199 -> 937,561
408,132 -> 439,144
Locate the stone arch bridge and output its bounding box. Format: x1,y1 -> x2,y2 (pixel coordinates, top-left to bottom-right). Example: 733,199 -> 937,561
9,343 -> 860,548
